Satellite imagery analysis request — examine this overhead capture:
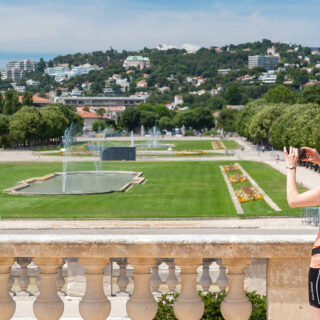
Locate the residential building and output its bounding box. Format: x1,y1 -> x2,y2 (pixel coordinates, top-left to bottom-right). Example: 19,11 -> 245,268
115,78 -> 130,92
218,69 -> 231,76
137,80 -> 147,88
44,64 -> 97,82
186,76 -> 206,86
7,59 -> 37,72
174,95 -> 183,106
258,71 -> 277,84
78,111 -> 106,131
18,95 -> 53,107
267,47 -> 276,55
71,88 -> 82,96
123,56 -> 151,70
26,79 -> 40,86
226,105 -> 244,111
12,84 -> 26,92
248,55 -> 280,70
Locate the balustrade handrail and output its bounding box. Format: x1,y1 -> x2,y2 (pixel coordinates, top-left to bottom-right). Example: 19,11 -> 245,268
0,234 -> 315,320
0,233 -> 314,259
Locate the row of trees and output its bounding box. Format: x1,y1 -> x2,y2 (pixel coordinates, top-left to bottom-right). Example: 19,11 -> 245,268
119,103 -> 214,132
0,102 -> 83,147
234,85 -> 320,150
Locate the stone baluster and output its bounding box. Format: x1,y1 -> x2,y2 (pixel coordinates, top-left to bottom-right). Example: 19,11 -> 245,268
33,258 -> 64,320
56,265 -> 65,293
221,258 -> 252,320
150,258 -> 162,293
79,258 -> 111,320
173,258 -> 204,320
200,258 -> 212,293
116,258 -> 129,294
17,257 -> 31,293
0,258 -> 16,320
126,258 -> 158,320
166,259 -> 178,292
216,258 -> 228,290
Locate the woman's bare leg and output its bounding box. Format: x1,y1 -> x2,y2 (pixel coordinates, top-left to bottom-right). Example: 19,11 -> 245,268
311,306 -> 320,319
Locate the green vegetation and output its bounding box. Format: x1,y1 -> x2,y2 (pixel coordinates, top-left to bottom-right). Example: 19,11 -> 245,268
0,102 -> 83,148
154,291 -> 266,320
0,161 -> 303,219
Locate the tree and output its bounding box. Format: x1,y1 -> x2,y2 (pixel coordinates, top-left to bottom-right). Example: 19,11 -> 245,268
9,106 -> 42,145
92,120 -> 106,132
248,104 -> 283,144
83,106 -> 90,112
37,58 -> 46,72
217,108 -> 239,132
140,111 -> 158,129
192,108 -> 214,130
0,93 -> 3,113
207,96 -> 225,110
22,91 -> 34,106
263,85 -> 296,104
3,90 -> 20,115
225,85 -> 242,105
96,108 -> 105,116
158,116 -> 174,131
39,106 -> 68,141
153,104 -> 172,118
0,114 -> 10,146
120,107 -> 141,131
137,103 -> 153,112
299,85 -> 320,104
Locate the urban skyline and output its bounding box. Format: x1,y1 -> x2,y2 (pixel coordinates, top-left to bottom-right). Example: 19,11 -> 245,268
1,0 -> 320,68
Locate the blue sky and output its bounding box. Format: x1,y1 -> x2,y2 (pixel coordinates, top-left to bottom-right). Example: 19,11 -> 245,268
1,0 -> 320,68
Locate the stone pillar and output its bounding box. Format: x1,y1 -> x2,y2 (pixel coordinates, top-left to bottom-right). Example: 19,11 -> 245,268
200,258 -> 212,293
17,257 -> 31,293
181,125 -> 186,136
167,259 -> 178,292
173,258 -> 204,320
267,257 -> 312,320
150,259 -> 162,293
221,258 -> 252,320
0,258 -> 16,320
216,258 -> 228,290
126,258 -> 158,320
117,258 -> 129,294
33,258 -> 64,320
56,266 -> 65,293
141,125 -> 145,137
79,258 -> 111,320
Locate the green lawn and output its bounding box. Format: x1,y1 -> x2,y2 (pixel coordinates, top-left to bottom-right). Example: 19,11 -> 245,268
0,161 -> 304,219
222,140 -> 240,150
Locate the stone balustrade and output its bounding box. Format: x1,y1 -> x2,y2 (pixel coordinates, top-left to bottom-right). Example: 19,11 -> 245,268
0,233 -> 315,320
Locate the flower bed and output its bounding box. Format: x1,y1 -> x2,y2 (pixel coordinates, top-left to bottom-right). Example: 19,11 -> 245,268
175,151 -> 208,156
223,164 -> 241,173
212,141 -> 226,150
228,174 -> 248,184
235,186 -> 264,203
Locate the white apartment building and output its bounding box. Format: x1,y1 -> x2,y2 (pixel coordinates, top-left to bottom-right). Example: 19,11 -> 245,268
26,79 -> 40,86
123,56 -> 151,70
6,59 -> 37,72
258,71 -> 277,84
44,64 -> 97,82
248,55 -> 280,70
174,95 -> 183,106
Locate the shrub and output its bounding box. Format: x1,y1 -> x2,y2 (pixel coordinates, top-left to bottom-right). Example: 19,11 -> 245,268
184,129 -> 195,136
153,291 -> 266,320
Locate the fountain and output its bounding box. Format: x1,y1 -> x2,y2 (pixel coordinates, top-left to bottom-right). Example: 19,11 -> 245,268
137,125 -> 171,149
4,124 -> 145,195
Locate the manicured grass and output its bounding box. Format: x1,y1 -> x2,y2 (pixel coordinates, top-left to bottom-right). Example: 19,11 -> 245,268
222,140 -> 240,150
0,161 -> 303,219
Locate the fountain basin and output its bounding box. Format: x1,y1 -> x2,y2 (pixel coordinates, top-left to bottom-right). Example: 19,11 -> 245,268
4,171 -> 145,195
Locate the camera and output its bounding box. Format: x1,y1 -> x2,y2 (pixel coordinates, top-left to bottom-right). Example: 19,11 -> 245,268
298,148 -> 307,160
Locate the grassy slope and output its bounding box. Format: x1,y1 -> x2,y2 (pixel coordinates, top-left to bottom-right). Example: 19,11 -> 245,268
0,161 -> 303,219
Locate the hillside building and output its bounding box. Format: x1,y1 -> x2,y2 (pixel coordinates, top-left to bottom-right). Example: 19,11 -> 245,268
248,55 -> 280,71
123,56 -> 150,70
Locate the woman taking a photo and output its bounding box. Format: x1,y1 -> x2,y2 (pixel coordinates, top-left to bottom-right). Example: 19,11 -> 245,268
285,146 -> 320,319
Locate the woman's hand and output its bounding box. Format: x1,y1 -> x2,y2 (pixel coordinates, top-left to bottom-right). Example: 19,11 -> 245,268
301,147 -> 320,165
283,146 -> 298,167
